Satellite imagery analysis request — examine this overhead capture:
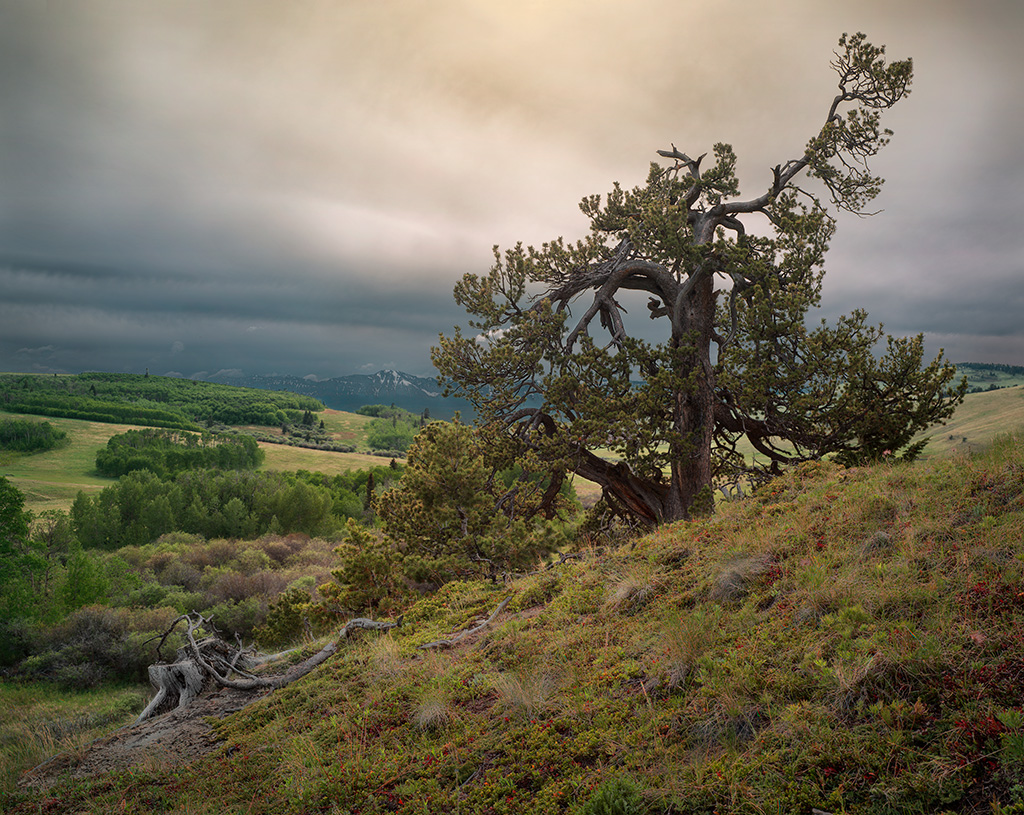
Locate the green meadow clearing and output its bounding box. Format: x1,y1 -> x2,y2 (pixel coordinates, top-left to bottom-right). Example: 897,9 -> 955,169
0,408 -> 385,514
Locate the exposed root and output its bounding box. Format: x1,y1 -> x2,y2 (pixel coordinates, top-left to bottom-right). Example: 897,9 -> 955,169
136,612 -> 402,724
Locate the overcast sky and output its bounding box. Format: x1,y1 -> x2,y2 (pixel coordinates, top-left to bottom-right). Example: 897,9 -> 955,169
1,0 -> 1022,380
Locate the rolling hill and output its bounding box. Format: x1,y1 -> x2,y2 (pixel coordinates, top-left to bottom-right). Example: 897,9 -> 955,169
0,408 -> 385,514
9,429 -> 1024,813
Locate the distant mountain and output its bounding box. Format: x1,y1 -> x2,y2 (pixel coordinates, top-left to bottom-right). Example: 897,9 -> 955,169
203,369 -> 477,419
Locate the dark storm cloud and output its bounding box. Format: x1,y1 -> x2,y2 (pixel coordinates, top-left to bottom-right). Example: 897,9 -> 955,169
1,0 -> 1022,377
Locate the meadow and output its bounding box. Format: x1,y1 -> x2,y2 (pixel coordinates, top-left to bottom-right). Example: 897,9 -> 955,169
4,382 -> 1024,810
6,432 -> 1024,812
0,408 -> 383,514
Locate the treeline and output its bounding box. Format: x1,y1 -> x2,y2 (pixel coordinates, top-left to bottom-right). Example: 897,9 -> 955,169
70,465 -> 401,548
959,361 -> 1024,376
0,418 -> 68,453
1,473 -> 345,682
95,429 -> 264,477
0,392 -> 199,430
0,372 -> 324,429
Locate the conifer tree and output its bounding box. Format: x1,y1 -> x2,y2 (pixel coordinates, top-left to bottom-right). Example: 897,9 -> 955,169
434,34 -> 964,525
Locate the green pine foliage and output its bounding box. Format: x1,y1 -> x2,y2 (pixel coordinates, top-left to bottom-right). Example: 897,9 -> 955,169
324,421 -> 577,609
433,35 -> 963,525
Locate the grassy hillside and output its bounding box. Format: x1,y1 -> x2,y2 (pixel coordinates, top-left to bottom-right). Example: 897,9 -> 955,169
8,433 -> 1024,813
0,408 -> 385,513
915,386 -> 1024,459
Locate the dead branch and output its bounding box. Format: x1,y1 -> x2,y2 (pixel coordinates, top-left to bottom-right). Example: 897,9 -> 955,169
416,597 -> 512,651
135,611 -> 403,724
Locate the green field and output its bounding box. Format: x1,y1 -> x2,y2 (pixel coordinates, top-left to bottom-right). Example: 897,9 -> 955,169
0,407 -> 389,514
914,384 -> 1024,458
0,683 -> 148,794
0,415 -> 139,513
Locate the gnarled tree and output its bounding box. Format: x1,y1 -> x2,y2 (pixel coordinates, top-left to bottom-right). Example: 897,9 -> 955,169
433,33 -> 965,526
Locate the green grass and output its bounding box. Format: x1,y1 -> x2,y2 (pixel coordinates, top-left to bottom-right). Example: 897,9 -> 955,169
8,434 -> 1024,813
0,408 -> 386,514
914,386 -> 1024,459
0,414 -> 139,513
0,682 -> 148,795
319,408 -> 374,443
258,408 -> 396,475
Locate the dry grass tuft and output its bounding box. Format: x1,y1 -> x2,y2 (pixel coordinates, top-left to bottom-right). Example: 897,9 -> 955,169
604,564 -> 661,614
490,670 -> 556,717
711,553 -> 773,602
413,692 -> 455,731
365,633 -> 404,681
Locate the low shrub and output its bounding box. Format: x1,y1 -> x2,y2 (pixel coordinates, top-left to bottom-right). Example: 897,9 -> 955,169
576,777 -> 647,815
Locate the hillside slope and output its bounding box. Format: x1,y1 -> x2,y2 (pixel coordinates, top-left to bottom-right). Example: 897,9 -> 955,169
916,386 -> 1024,459
9,434 -> 1024,814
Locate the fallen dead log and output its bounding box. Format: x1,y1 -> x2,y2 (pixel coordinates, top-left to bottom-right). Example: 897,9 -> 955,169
136,611 -> 402,724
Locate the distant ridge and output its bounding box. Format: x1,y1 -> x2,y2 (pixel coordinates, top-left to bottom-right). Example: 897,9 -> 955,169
203,369 -> 476,419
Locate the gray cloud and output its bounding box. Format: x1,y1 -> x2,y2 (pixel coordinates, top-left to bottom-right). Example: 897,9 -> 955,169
1,0 -> 1022,378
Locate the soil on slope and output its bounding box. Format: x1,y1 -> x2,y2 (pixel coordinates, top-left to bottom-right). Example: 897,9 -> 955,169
20,686 -> 269,788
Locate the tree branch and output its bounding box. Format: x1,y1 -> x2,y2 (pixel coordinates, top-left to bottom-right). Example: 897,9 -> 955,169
416,597 -> 512,650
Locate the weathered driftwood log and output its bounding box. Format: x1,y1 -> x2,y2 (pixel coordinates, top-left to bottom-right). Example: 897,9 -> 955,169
135,612 -> 403,724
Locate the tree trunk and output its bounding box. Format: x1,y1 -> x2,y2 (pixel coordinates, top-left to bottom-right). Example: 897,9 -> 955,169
573,449 -> 669,526
665,271 -> 717,521
136,613 -> 402,724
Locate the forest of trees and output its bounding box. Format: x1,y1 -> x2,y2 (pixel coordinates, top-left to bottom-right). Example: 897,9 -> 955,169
0,418 -> 68,453
961,362 -> 1024,377
70,466 -> 398,548
95,429 -> 264,478
0,372 -> 324,429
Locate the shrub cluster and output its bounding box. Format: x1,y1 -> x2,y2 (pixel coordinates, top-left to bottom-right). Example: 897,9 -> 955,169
0,418 -> 68,453
7,531 -> 340,684
95,428 -> 264,477
19,606 -> 168,689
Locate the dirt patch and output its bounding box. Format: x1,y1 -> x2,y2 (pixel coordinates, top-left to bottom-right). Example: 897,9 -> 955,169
20,686 -> 269,788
